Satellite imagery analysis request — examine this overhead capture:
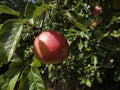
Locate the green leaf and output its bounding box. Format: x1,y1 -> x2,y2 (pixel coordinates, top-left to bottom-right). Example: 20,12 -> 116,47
27,67 -> 45,90
79,77 -> 92,87
7,72 -> 20,90
96,77 -> 102,84
18,66 -> 30,90
86,78 -> 92,87
62,10 -> 87,32
110,29 -> 120,37
93,30 -> 109,41
91,55 -> 98,66
32,56 -> 42,68
25,2 -> 36,18
0,19 -> 23,63
0,62 -> 23,90
0,24 -> 2,29
0,5 -> 19,16
11,48 -> 24,63
1,83 -> 8,90
0,75 -> 6,88
1,72 -> 20,90
3,62 -> 24,78
33,4 -> 51,19
25,2 -> 36,24
18,74 -> 29,90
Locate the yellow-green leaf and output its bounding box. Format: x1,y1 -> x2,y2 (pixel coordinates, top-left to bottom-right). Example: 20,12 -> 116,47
0,5 -> 19,16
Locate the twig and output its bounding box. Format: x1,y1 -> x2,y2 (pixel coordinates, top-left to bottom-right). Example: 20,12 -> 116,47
39,0 -> 48,32
39,11 -> 46,32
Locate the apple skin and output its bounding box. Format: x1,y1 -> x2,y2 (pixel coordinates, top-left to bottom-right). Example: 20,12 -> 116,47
34,30 -> 69,64
91,20 -> 101,27
93,5 -> 103,17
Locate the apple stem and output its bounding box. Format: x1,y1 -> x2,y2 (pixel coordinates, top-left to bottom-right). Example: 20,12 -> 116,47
39,0 -> 48,32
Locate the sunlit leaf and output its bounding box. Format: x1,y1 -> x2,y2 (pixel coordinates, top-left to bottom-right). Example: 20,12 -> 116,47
86,78 -> 91,87
32,56 -> 42,68
0,24 -> 2,29
33,4 -> 51,19
111,29 -> 120,37
91,55 -> 98,66
0,19 -> 23,63
7,72 -> 20,90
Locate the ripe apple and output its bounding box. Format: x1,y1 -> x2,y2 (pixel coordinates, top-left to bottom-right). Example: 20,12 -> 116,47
113,0 -> 120,9
34,30 -> 69,64
93,5 -> 103,17
91,20 -> 102,27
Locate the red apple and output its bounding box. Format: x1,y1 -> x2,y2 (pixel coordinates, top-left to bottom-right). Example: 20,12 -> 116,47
34,30 -> 69,64
91,20 -> 102,27
93,5 -> 103,17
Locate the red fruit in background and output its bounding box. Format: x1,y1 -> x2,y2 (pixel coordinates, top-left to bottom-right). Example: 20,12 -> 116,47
34,30 -> 69,64
91,20 -> 102,27
93,5 -> 103,17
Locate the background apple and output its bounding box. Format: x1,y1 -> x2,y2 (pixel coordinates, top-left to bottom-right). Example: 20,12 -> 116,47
91,20 -> 102,27
34,30 -> 69,64
93,5 -> 103,17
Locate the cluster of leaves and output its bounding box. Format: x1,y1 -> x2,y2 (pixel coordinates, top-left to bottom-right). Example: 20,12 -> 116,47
42,0 -> 120,89
0,0 -> 49,90
0,0 -> 120,90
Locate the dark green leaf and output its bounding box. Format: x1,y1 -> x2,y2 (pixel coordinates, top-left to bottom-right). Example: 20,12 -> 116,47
3,62 -> 24,78
101,37 -> 120,50
25,2 -> 36,24
18,75 -> 29,90
93,30 -> 109,41
102,59 -> 114,69
62,10 -> 87,32
18,66 -> 30,90
25,2 -> 36,18
114,66 -> 120,81
0,62 -> 23,90
0,19 -> 23,63
0,5 -> 19,16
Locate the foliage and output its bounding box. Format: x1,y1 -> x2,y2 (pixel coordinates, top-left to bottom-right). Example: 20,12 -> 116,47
0,0 -> 120,90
